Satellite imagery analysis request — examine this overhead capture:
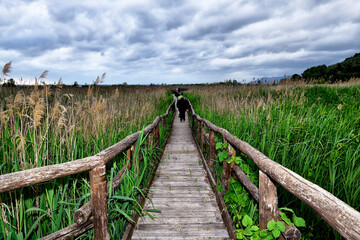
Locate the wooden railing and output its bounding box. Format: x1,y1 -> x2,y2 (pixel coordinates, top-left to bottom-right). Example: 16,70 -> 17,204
188,102 -> 360,240
0,100 -> 176,240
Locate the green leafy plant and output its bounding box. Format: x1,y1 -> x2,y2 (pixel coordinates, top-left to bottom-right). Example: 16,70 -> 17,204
235,215 -> 286,240
216,142 -> 229,163
279,207 -> 306,227
267,220 -> 285,239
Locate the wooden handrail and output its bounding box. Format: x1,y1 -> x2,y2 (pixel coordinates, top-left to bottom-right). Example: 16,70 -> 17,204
0,100 -> 176,240
189,102 -> 360,240
0,101 -> 175,193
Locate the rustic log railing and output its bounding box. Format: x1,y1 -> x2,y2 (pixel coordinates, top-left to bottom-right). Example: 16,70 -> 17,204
188,102 -> 360,240
0,100 -> 176,240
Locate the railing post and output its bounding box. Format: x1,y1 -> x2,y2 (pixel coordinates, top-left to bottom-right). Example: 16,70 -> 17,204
259,170 -> 279,230
89,165 -> 109,240
222,143 -> 235,197
191,114 -> 195,129
209,129 -> 215,168
162,116 -> 167,127
155,124 -> 160,147
147,131 -> 153,148
201,123 -> 206,152
126,143 -> 135,168
197,120 -> 201,142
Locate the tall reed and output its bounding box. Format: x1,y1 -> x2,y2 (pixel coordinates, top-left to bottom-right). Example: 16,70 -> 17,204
0,83 -> 172,239
187,84 -> 360,239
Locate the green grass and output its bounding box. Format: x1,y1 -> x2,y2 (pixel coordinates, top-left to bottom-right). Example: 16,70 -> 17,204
0,85 -> 173,239
187,84 -> 360,239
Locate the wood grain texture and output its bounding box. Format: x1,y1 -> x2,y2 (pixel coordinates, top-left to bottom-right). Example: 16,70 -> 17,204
39,220 -> 94,240
90,165 -> 110,240
209,129 -> 215,168
133,116 -> 229,240
259,170 -> 279,230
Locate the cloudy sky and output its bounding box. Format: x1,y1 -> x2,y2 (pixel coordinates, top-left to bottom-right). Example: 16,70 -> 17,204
1,0 -> 359,85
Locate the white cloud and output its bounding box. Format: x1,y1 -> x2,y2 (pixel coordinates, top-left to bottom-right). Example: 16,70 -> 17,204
0,0 -> 359,84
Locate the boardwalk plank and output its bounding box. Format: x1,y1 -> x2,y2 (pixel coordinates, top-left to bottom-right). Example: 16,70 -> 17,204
133,116 -> 229,239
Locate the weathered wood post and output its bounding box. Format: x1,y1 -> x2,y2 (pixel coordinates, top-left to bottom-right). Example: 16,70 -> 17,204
155,124 -> 160,147
208,129 -> 215,168
133,141 -> 140,172
259,170 -> 279,230
201,123 -> 206,152
197,119 -> 201,142
191,113 -> 195,130
147,131 -> 153,148
162,116 -> 167,128
222,143 -> 235,197
126,146 -> 133,168
89,165 -> 110,240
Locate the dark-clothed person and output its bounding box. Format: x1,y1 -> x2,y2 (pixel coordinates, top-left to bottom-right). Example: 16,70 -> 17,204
176,94 -> 189,122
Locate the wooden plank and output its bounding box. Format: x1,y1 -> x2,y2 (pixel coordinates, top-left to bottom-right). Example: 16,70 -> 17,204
135,223 -> 228,230
140,210 -> 222,218
89,165 -> 109,240
134,116 -> 229,239
148,192 -> 214,199
140,216 -> 224,225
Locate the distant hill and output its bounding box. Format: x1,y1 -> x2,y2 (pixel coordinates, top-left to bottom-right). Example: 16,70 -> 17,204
301,53 -> 360,83
248,76 -> 284,85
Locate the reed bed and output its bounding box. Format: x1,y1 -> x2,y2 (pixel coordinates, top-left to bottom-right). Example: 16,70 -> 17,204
187,84 -> 360,239
0,83 -> 173,239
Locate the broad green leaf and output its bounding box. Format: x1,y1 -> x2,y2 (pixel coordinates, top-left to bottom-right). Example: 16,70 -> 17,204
242,214 -> 253,227
293,215 -> 306,227
218,151 -> 228,162
277,221 -> 286,232
259,229 -> 270,237
217,185 -> 223,192
236,229 -> 244,239
272,229 -> 281,238
279,212 -> 292,225
267,220 -> 276,230
216,142 -> 223,150
250,225 -> 259,231
263,234 -> 274,240
251,235 -> 261,240
227,155 -> 235,164
243,226 -> 253,236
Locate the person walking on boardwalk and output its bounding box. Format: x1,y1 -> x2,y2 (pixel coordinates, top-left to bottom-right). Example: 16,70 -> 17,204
176,92 -> 189,122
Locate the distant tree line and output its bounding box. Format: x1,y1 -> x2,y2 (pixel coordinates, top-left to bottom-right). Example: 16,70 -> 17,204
296,53 -> 360,83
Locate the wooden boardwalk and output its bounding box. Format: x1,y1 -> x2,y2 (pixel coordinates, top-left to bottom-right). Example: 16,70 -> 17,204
132,115 -> 230,239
